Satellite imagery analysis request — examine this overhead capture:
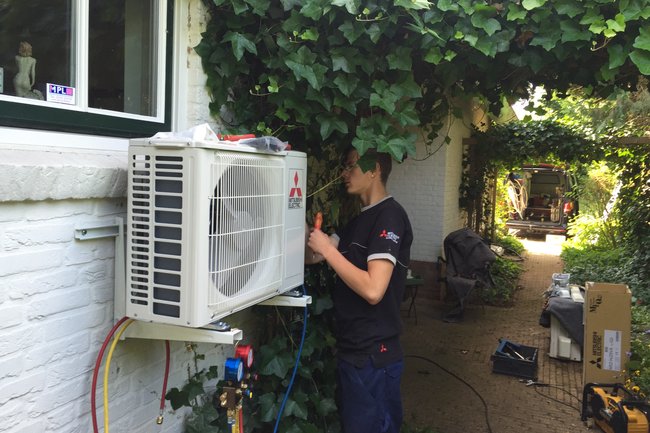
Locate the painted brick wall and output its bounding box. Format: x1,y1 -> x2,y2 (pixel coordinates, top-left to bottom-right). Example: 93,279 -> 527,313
0,193 -> 242,433
390,112 -> 470,263
0,2 -> 241,433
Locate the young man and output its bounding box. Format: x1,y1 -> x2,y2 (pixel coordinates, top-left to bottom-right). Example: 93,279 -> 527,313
307,148 -> 413,433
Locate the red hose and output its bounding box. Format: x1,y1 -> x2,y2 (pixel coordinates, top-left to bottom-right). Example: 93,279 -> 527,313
160,340 -> 170,413
91,316 -> 130,433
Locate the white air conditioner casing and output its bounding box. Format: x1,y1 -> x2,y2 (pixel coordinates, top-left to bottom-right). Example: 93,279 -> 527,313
126,137 -> 306,328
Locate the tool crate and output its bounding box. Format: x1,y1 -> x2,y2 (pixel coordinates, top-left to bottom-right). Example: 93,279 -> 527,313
491,339 -> 538,380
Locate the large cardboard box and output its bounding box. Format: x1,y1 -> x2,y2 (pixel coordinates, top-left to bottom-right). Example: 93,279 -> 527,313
583,282 -> 631,384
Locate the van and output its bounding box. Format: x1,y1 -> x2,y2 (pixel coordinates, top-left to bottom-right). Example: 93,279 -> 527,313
505,164 -> 578,236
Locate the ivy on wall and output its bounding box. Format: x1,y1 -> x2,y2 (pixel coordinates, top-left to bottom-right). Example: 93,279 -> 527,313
196,0 -> 650,161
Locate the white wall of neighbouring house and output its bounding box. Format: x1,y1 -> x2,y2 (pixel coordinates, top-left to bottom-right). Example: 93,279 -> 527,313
390,104 -> 472,264
0,1 -> 241,432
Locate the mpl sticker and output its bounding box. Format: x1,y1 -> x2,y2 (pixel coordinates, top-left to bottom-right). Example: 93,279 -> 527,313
288,169 -> 304,209
46,83 -> 76,105
602,329 -> 622,371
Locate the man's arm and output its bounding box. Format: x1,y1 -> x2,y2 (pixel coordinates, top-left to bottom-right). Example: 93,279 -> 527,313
308,228 -> 393,304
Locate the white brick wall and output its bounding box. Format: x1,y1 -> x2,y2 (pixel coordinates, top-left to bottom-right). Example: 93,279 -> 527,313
0,2 -> 239,432
0,195 -> 235,433
390,108 -> 471,262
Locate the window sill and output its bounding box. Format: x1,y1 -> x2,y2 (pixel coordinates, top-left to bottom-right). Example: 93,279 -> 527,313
0,141 -> 128,203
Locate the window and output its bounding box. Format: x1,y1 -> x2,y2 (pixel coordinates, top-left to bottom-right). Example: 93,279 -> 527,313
0,0 -> 172,137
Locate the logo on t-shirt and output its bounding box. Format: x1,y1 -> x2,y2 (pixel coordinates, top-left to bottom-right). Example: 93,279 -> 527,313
379,229 -> 400,244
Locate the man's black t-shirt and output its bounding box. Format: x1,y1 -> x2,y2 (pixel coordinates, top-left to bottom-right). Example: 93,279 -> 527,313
333,196 -> 413,368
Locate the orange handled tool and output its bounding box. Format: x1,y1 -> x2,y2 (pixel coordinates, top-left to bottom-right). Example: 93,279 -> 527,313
314,212 -> 323,230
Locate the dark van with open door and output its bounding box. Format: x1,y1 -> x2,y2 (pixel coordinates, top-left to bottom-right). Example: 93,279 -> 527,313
505,164 -> 578,237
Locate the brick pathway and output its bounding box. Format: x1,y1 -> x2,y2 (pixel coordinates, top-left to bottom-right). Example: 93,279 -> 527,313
401,238 -> 588,433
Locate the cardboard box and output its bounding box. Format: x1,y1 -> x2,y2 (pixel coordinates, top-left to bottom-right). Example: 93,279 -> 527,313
582,282 -> 631,384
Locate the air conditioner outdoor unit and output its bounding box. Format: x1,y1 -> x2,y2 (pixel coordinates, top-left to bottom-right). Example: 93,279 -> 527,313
126,137 -> 306,328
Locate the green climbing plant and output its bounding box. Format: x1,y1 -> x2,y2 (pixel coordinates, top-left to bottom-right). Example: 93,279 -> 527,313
196,0 -> 650,162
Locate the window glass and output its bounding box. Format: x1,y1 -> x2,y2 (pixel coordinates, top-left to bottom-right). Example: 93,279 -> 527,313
89,0 -> 158,116
0,0 -> 74,100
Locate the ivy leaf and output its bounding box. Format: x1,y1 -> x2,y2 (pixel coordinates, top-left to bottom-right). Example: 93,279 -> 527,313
280,0 -> 301,10
300,1 -> 326,20
470,14 -> 502,37
258,392 -> 279,422
436,0 -> 458,12
394,0 -> 432,10
222,31 -> 258,61
338,21 -> 364,43
306,87 -> 332,110
183,380 -> 205,402
165,387 -> 190,410
331,0 -> 360,14
333,75 -> 359,97
315,397 -> 338,416
387,48 -> 413,70
300,28 -> 320,41
606,14 -> 626,33
394,75 -> 422,98
474,38 -> 498,57
331,50 -> 353,72
630,48 -> 650,75
424,46 -> 443,64
589,20 -> 607,35
316,114 -> 349,140
333,94 -> 358,115
464,33 -> 479,47
395,101 -> 420,126
555,0 -> 584,18
579,8 -> 603,25
560,20 -> 591,42
275,106 -> 290,121
507,3 -> 527,21
245,0 -> 271,16
258,351 -> 292,378
370,80 -> 399,113
607,44 -> 628,69
285,47 -> 326,90
367,23 -> 382,43
352,123 -> 376,157
205,365 -> 220,380
530,27 -> 561,51
522,0 -> 546,10
378,135 -> 416,161
231,0 -> 250,15
633,26 -> 650,51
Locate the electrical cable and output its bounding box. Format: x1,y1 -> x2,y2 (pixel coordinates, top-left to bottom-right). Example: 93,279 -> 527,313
91,316 -> 130,433
272,285 -> 308,433
103,318 -> 135,433
529,382 -> 582,413
406,354 -> 494,433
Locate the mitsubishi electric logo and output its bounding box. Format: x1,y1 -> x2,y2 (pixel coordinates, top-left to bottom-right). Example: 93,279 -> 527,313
379,229 -> 400,244
288,170 -> 304,209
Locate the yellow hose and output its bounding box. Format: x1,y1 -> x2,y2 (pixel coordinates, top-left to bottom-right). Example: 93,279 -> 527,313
103,319 -> 134,433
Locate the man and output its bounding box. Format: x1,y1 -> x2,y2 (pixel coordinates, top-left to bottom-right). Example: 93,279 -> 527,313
307,147 -> 413,433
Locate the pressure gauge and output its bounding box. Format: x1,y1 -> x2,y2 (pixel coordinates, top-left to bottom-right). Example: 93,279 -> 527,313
224,358 -> 244,382
235,345 -> 254,369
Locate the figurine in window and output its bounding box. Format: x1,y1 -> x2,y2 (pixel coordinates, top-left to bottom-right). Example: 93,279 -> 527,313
13,41 -> 44,100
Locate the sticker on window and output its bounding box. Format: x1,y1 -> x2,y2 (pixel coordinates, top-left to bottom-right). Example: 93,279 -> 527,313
47,83 -> 76,105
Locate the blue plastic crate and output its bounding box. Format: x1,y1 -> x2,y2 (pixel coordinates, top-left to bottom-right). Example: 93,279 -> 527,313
491,339 -> 538,380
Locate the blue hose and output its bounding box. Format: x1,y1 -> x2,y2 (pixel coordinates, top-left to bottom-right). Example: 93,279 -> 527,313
272,286 -> 308,433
